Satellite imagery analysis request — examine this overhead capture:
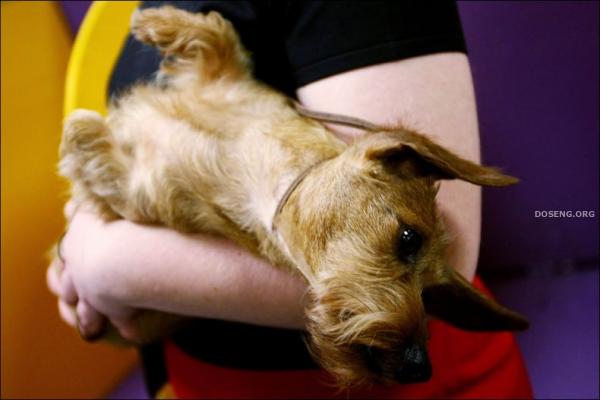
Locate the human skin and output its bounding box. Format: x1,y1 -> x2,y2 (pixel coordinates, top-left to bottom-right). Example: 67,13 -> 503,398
47,53 -> 482,340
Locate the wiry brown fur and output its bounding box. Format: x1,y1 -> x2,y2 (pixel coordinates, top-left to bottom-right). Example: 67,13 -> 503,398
55,6 -> 528,388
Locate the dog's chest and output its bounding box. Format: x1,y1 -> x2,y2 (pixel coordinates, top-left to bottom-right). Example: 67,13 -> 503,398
109,98 -> 311,234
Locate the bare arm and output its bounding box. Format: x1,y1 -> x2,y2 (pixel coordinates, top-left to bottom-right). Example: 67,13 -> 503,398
48,52 -> 481,339
51,205 -> 307,332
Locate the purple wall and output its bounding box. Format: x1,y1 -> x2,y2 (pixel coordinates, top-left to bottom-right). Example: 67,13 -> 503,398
107,367 -> 149,399
458,2 -> 599,398
60,0 -> 92,36
492,269 -> 599,399
59,1 -> 599,399
459,1 -> 599,269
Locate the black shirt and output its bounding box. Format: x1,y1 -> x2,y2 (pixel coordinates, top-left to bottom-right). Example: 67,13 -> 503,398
110,0 -> 466,97
108,0 -> 466,394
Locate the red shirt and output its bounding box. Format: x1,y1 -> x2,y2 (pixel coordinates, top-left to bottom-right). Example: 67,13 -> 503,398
164,276 -> 532,399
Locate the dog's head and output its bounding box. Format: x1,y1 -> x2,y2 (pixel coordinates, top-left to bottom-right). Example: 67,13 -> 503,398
277,128 -> 528,387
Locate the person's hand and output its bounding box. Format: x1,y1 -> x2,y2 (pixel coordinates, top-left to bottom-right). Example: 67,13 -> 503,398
46,257 -> 107,341
46,201 -> 145,342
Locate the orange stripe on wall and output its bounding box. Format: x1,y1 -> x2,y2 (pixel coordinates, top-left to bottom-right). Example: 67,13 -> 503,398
1,1 -> 137,398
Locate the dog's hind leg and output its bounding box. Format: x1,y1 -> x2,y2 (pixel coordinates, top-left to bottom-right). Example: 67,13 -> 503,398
59,109 -> 129,219
130,6 -> 251,82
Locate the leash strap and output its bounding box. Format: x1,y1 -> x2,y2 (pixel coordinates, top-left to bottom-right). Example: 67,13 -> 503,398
271,159 -> 327,232
294,103 -> 380,132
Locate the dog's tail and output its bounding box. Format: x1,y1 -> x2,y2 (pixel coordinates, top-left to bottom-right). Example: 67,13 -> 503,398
59,109 -> 126,218
131,6 -> 251,83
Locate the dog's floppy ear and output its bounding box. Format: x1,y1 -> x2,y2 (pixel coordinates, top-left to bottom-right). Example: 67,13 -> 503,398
421,266 -> 529,331
363,130 -> 518,187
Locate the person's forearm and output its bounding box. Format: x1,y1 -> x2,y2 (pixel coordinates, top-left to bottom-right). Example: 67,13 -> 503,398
94,219 -> 307,329
298,53 -> 482,280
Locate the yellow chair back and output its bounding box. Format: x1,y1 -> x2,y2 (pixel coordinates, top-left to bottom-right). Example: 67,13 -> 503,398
64,1 -> 140,115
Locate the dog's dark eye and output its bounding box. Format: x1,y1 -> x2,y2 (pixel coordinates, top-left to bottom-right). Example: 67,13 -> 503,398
397,228 -> 422,262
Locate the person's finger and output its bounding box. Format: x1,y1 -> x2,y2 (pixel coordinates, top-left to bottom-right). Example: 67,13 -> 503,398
46,259 -> 63,297
58,299 -> 77,327
111,316 -> 143,343
59,269 -> 78,306
56,231 -> 68,264
76,300 -> 107,341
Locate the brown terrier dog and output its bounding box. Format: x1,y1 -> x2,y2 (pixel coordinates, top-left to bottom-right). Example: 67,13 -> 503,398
57,6 -> 528,388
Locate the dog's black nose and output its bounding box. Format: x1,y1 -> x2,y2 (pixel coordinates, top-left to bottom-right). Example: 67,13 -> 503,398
395,344 -> 432,383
